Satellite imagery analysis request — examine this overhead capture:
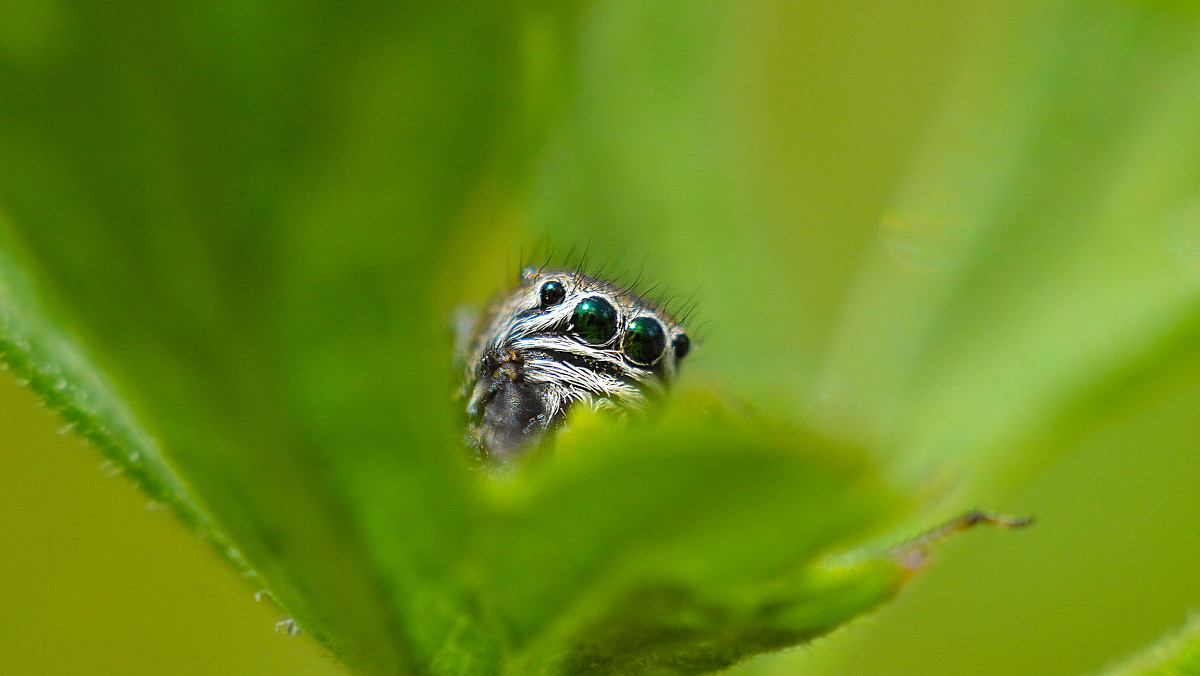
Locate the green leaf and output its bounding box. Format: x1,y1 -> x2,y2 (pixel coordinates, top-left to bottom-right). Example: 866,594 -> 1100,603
0,1 -> 947,673
0,0 -> 583,671
808,0 -> 1200,490
1099,618 -> 1200,676
478,400 -> 905,674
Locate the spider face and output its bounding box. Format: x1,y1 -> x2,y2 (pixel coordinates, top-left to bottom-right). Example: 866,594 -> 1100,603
456,267 -> 691,464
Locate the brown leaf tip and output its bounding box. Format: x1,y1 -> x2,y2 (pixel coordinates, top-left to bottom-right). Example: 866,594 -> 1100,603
892,509 -> 1035,572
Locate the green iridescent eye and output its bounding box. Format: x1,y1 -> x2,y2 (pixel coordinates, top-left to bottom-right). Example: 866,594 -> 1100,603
623,316 -> 666,366
572,296 -> 618,345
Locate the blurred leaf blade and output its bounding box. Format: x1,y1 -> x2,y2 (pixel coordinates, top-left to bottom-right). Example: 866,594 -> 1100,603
0,0 -> 587,671
1099,617 -> 1200,676
513,551 -> 912,676
809,0 -> 1200,491
525,1 -> 965,419
477,399 -> 911,674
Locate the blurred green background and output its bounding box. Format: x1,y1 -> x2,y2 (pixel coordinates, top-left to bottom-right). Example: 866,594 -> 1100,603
3,0 -> 1200,674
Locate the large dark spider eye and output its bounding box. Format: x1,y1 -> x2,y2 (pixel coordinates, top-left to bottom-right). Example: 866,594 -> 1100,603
539,280 -> 566,306
672,333 -> 691,363
623,316 -> 666,366
572,296 -> 618,344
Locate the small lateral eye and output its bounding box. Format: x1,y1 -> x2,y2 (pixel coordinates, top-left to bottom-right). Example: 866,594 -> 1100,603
672,334 -> 691,363
623,316 -> 666,366
572,296 -> 618,344
539,280 -> 566,306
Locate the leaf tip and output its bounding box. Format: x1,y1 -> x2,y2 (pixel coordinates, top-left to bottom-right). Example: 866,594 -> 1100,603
891,509 -> 1035,573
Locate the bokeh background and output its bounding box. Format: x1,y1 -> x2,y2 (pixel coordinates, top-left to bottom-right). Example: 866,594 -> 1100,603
3,0 -> 1200,674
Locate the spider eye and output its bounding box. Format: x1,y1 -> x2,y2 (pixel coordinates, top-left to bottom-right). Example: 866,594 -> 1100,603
672,334 -> 691,363
623,317 -> 666,366
572,296 -> 618,344
539,280 -> 566,306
